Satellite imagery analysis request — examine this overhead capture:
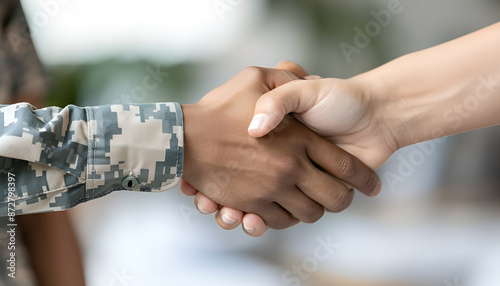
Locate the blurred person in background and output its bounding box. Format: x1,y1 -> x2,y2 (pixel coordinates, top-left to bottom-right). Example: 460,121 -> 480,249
0,0 -> 85,285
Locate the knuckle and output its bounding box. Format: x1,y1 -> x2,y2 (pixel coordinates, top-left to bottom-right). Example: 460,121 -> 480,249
262,90 -> 290,120
265,213 -> 297,230
243,193 -> 271,211
253,193 -> 271,206
299,205 -> 324,223
362,173 -> 379,194
243,66 -> 266,78
202,183 -> 232,207
337,153 -> 357,178
272,219 -> 295,230
261,90 -> 280,104
326,188 -> 354,213
276,154 -> 301,176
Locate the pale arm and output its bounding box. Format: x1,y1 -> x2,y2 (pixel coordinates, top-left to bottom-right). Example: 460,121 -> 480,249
194,22 -> 500,234
359,21 -> 500,148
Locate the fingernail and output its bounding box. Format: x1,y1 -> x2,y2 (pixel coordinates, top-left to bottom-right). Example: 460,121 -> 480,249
243,224 -> 254,233
197,203 -> 210,215
248,113 -> 267,131
222,213 -> 236,225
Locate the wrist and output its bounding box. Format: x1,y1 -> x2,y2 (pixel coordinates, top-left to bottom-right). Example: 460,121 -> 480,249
352,63 -> 436,149
348,70 -> 411,152
180,102 -> 206,182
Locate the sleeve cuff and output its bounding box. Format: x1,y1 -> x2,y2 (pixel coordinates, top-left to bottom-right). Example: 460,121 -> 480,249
85,102 -> 184,199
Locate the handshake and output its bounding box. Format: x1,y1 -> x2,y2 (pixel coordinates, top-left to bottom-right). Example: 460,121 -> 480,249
180,21 -> 500,236
0,18 -> 496,240
180,61 -> 389,236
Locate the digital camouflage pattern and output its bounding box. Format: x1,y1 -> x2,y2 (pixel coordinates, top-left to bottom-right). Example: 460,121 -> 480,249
0,102 -> 184,215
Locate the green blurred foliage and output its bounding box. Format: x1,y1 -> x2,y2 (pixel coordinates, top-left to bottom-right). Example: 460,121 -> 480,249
46,61 -> 194,107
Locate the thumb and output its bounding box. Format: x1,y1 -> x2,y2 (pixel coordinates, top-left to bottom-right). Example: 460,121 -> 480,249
247,79 -> 320,137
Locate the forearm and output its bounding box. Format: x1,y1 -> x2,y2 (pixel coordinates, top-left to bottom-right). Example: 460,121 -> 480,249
19,212 -> 85,286
359,22 -> 500,148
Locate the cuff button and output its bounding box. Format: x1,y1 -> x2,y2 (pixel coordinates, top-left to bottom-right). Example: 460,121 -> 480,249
122,175 -> 139,190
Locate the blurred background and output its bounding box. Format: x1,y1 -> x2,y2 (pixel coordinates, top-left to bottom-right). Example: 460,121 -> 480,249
17,0 -> 500,285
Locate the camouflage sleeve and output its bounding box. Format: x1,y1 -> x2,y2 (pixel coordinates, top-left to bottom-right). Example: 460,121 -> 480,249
0,102 -> 184,215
